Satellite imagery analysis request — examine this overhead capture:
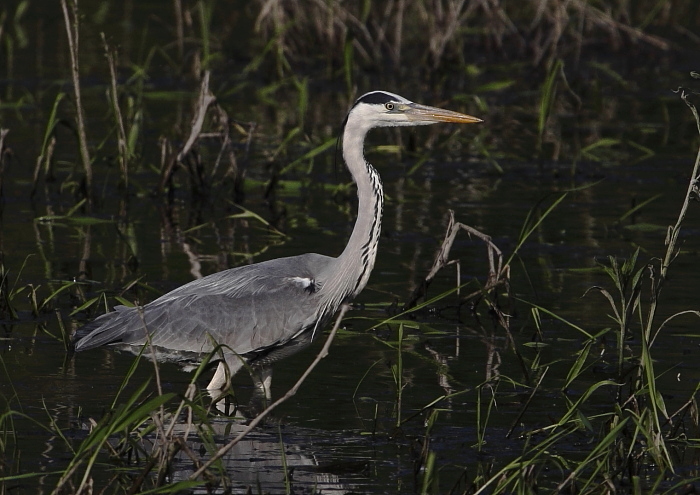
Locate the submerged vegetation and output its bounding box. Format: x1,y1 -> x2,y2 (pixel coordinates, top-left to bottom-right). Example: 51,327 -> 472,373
1,0 -> 700,493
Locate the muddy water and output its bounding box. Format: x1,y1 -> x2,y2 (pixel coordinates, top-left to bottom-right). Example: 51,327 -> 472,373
2,1 -> 700,493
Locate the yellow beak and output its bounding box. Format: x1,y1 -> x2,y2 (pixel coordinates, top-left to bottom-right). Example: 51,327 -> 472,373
405,103 -> 483,124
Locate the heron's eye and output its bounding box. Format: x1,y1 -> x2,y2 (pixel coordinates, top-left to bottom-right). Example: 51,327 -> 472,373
385,102 -> 395,111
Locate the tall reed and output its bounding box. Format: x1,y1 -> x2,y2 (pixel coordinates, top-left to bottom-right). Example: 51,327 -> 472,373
60,0 -> 92,202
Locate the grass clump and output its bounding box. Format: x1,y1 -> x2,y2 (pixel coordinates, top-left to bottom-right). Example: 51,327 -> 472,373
380,84 -> 700,493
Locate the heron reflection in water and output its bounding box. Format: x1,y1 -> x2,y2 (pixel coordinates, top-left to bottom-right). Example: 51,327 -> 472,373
73,91 -> 482,398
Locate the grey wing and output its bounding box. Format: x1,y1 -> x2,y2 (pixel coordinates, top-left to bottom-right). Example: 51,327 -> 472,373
74,253 -> 334,355
137,283 -> 324,353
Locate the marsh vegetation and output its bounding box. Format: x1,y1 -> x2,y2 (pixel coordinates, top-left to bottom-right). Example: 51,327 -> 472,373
1,0 -> 700,493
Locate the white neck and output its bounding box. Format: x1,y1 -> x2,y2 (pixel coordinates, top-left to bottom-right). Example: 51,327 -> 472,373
323,112 -> 384,304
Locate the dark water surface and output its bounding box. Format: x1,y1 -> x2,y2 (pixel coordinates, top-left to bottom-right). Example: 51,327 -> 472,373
4,155 -> 700,491
2,1 -> 700,493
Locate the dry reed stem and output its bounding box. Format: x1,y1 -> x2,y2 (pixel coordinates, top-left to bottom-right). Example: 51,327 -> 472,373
254,0 -> 671,70
77,226 -> 90,283
422,0 -> 472,68
60,0 -> 92,201
51,449 -> 88,495
136,307 -> 164,399
159,71 -> 216,195
188,304 -> 349,481
0,128 -> 7,203
173,0 -> 184,61
102,33 -> 129,189
640,88 -> 700,352
573,0 -> 669,50
178,70 -> 215,162
32,136 -> 56,196
198,104 -> 241,184
0,129 -> 8,154
662,90 -> 700,279
404,209 -> 506,311
506,366 -> 549,438
0,128 -> 8,175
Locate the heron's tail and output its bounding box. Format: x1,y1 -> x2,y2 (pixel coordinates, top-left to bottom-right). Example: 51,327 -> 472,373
73,306 -> 133,351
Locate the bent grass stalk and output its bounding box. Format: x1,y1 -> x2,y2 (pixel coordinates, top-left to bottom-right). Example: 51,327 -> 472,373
475,384 -> 496,452
391,323 -> 405,428
31,92 -> 65,196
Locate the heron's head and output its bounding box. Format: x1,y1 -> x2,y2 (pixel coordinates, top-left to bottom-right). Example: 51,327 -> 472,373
346,91 -> 482,132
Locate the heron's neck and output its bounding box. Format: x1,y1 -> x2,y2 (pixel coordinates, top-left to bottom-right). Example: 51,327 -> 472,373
335,121 -> 384,300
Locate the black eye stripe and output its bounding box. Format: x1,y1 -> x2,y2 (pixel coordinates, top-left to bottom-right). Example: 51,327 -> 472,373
355,91 -> 398,106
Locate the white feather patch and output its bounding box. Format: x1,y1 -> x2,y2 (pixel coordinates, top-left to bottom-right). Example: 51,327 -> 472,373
288,277 -> 313,289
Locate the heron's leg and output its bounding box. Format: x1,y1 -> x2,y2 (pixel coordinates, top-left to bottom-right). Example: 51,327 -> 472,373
252,368 -> 273,400
206,358 -> 244,392
207,362 -> 228,391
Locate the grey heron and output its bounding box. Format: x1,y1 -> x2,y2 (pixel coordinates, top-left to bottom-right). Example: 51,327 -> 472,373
73,90 -> 481,398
